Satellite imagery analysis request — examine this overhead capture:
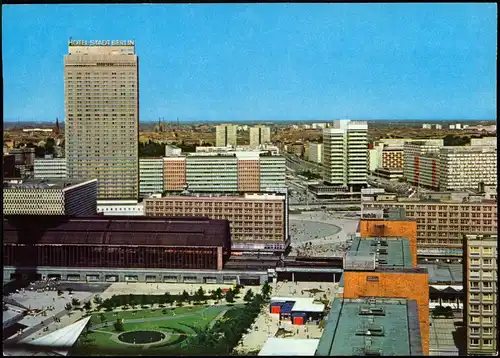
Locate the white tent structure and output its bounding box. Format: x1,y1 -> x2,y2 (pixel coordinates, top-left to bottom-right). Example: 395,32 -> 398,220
25,316 -> 91,356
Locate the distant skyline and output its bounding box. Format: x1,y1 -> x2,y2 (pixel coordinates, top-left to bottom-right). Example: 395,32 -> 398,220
2,3 -> 497,122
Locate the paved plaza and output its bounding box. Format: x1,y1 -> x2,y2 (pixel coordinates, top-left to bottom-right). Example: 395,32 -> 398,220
290,210 -> 359,257
100,282 -> 262,299
235,281 -> 337,354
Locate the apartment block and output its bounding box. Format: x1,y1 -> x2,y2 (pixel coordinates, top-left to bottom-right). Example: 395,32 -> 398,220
163,152 -> 286,193
470,137 -> 497,147
237,152 -> 261,192
163,157 -> 186,191
249,125 -> 271,148
186,155 -> 239,192
259,155 -> 286,190
308,142 -> 323,164
418,154 -> 439,190
34,157 -> 67,179
3,179 -> 98,216
144,192 -> 288,252
216,124 -> 238,147
323,120 -> 368,190
439,146 -> 497,191
64,40 -> 139,200
463,234 -> 497,356
342,236 -> 429,355
361,191 -> 497,254
7,147 -> 35,178
139,158 -> 164,198
3,154 -> 18,179
403,140 -> 443,187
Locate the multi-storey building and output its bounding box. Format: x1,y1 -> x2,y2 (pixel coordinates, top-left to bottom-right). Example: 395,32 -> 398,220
144,192 -> 288,252
323,120 -> 368,190
361,191 -> 497,254
163,157 -> 186,191
162,152 -> 286,193
164,145 -> 182,157
403,140 -> 443,186
470,137 -> 497,147
7,147 -> 35,178
139,158 -> 164,197
341,234 -> 429,354
417,153 -> 439,190
34,157 -> 67,179
259,155 -> 286,190
439,146 -> 497,191
186,155 -> 239,192
3,154 -> 18,179
463,234 -> 497,356
64,40 -> 139,200
215,124 -> 238,147
249,125 -> 271,148
3,179 -> 98,216
308,142 -> 323,164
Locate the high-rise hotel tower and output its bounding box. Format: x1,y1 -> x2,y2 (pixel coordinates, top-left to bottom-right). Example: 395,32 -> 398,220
64,40 -> 139,199
323,119 -> 368,191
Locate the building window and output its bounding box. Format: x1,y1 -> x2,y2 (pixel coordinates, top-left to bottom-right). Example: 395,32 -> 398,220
483,339 -> 493,346
470,339 -> 479,346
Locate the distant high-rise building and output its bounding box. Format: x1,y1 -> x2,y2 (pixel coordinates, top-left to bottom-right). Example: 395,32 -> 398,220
308,142 -> 323,164
64,40 -> 139,200
216,124 -> 237,147
249,125 -> 271,147
323,120 -> 368,190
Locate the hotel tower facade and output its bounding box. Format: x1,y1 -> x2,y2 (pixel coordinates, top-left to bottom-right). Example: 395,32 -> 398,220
64,40 -> 139,199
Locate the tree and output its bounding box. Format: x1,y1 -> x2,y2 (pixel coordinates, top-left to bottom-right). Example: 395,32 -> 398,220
72,298 -> 81,307
196,287 -> 206,301
83,301 -> 92,311
261,282 -> 272,299
113,318 -> 125,332
99,313 -> 106,325
164,292 -> 174,306
181,290 -> 191,303
243,289 -> 254,303
93,295 -> 102,305
214,288 -> 224,301
225,290 -> 235,303
65,303 -> 72,311
45,138 -> 55,155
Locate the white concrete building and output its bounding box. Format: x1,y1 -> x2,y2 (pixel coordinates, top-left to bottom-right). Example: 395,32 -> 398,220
323,120 -> 368,189
439,146 -> 497,191
3,179 -> 97,216
249,125 -> 271,148
97,200 -> 144,216
470,137 -> 497,147
422,123 -> 432,129
139,158 -> 164,198
165,145 -> 182,156
308,142 -> 323,164
34,157 -> 67,179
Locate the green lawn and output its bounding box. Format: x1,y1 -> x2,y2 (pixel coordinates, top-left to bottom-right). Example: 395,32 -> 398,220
75,305 -> 234,356
89,305 -> 205,325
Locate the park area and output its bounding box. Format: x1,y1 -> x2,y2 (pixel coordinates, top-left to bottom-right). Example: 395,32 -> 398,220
72,284 -> 272,356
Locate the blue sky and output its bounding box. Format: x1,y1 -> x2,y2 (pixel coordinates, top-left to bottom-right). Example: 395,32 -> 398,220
2,3 -> 497,122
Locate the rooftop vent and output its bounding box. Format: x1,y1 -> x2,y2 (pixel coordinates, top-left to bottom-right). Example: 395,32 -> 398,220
379,249 -> 388,254
356,324 -> 385,337
359,306 -> 386,316
380,240 -> 388,246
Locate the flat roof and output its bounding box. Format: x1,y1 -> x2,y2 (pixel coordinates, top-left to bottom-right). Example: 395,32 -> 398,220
3,216 -> 230,248
316,298 -> 423,356
259,338 -> 320,356
346,237 -> 413,269
417,263 -> 463,284
145,193 -> 285,202
3,178 -> 96,190
270,297 -> 325,313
